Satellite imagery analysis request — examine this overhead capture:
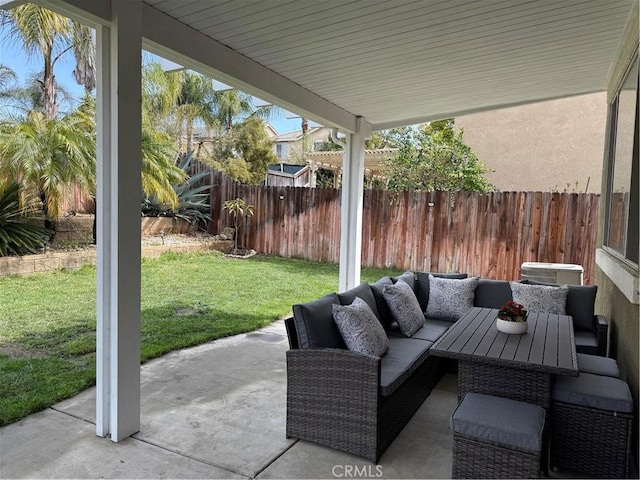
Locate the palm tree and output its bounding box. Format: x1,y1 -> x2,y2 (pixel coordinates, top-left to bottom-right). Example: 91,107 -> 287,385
0,65 -> 17,99
2,4 -> 95,119
0,107 -> 95,229
214,90 -> 253,131
142,64 -> 217,154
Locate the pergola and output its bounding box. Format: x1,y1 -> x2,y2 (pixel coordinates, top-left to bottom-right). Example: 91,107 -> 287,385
2,0 -> 636,447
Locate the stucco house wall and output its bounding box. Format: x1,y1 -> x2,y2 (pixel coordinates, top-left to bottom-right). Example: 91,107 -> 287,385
456,93 -> 607,192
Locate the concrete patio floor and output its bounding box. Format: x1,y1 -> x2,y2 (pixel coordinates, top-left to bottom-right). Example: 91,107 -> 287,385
0,319 -> 458,479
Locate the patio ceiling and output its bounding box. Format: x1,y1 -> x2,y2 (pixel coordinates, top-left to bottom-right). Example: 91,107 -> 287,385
32,0 -> 637,132
143,0 -> 634,130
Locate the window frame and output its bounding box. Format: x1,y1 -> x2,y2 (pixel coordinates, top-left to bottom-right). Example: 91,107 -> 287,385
603,52 -> 639,267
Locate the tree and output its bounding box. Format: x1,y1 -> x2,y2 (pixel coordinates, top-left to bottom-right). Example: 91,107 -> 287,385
214,90 -> 253,131
142,64 -> 218,154
383,120 -> 493,193
0,65 -> 17,100
209,117 -> 277,184
2,4 -> 95,119
0,104 -> 95,229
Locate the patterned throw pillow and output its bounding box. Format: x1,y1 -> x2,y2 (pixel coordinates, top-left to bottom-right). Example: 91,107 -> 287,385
332,297 -> 389,357
425,275 -> 480,320
382,280 -> 425,337
510,282 -> 568,314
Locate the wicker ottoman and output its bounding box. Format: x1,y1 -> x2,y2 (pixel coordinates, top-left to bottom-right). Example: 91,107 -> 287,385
551,372 -> 634,478
451,393 -> 546,479
577,353 -> 620,377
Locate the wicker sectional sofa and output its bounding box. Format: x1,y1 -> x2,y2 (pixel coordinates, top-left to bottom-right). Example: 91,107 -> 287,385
284,271 -> 607,462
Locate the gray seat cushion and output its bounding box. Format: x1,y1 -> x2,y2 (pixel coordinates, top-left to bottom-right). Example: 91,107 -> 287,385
451,393 -> 546,452
379,336 -> 432,396
577,353 -> 620,378
292,292 -> 344,349
387,318 -> 453,342
574,330 -> 599,355
552,372 -> 633,413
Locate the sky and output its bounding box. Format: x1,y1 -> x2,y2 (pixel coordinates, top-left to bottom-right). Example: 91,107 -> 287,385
0,28 -> 304,134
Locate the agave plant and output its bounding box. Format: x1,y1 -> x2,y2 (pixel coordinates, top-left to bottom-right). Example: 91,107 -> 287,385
141,151 -> 212,229
0,180 -> 52,256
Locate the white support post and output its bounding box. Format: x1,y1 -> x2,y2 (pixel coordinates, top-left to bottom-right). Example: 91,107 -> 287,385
338,118 -> 368,292
96,0 -> 142,442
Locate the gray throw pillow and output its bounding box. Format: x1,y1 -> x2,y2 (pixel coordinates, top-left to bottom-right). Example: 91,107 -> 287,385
425,275 -> 480,320
332,297 -> 389,357
382,280 -> 424,337
510,282 -> 568,314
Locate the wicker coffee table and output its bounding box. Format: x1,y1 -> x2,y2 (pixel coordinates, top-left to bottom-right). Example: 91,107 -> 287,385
431,307 -> 578,409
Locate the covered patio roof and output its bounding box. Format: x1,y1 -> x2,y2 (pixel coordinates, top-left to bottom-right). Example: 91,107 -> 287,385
40,0 -> 635,132
4,0 -> 637,447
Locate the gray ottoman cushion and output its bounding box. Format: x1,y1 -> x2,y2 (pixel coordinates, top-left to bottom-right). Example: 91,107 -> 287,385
451,393 -> 546,452
553,372 -> 633,413
577,353 -> 620,378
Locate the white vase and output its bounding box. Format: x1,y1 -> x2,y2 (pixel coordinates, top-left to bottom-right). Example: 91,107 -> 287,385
496,318 -> 528,334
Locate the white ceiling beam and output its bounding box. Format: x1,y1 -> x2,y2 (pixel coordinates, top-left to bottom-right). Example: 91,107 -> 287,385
37,0 -> 110,26
0,0 -> 25,9
140,3 -> 363,133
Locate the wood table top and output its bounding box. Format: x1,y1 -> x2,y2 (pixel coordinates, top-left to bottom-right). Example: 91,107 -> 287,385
431,307 -> 578,376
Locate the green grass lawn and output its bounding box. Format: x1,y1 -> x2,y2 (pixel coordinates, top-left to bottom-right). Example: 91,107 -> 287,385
0,251 -> 401,426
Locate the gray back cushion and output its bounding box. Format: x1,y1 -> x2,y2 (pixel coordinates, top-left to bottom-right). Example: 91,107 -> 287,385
338,283 -> 381,321
474,279 -> 513,309
415,272 -> 468,311
370,276 -> 394,328
392,271 -> 416,291
292,292 -> 345,349
521,280 -> 597,331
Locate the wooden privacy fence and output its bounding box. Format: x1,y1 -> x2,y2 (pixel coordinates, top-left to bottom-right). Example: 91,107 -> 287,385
209,170 -> 600,284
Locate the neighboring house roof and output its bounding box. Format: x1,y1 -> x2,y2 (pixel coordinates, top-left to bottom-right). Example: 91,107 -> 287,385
274,127 -> 326,143
267,164 -> 307,175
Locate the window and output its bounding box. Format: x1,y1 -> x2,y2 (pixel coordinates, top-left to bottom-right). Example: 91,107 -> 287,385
604,54 -> 639,265
275,143 -> 288,158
